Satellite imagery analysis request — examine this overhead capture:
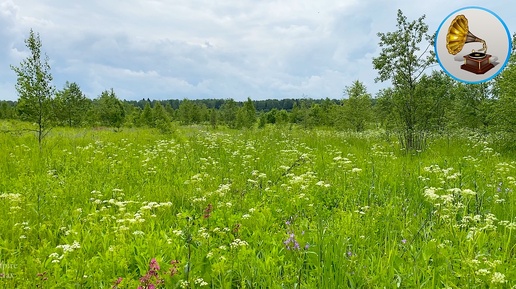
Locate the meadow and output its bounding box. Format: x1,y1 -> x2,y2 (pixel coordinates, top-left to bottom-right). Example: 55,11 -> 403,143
0,122 -> 515,288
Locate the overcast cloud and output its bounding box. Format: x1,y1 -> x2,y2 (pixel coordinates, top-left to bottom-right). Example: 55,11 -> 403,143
0,1 -> 514,101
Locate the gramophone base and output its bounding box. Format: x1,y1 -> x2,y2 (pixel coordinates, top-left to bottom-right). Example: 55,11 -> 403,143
461,63 -> 494,74
461,54 -> 494,75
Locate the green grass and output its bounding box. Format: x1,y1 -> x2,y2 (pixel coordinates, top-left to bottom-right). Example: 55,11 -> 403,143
0,122 -> 515,288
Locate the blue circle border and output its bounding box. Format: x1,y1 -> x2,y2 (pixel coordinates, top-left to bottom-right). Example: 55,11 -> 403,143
434,6 -> 512,84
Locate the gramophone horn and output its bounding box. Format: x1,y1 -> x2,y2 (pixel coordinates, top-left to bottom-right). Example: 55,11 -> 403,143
446,14 -> 487,55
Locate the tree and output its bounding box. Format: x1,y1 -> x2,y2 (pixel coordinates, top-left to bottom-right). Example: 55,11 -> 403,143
237,97 -> 256,129
342,80 -> 373,132
0,101 -> 16,119
96,89 -> 125,130
140,102 -> 154,127
153,101 -> 173,133
449,82 -> 492,130
209,108 -> 217,129
10,29 -> 55,146
493,33 -> 516,133
220,99 -> 239,128
372,9 -> 435,150
54,81 -> 90,127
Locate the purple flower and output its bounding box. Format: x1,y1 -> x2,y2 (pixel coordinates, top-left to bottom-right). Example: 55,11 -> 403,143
284,232 -> 300,250
304,243 -> 310,250
347,251 -> 353,257
149,258 -> 160,271
401,239 -> 407,244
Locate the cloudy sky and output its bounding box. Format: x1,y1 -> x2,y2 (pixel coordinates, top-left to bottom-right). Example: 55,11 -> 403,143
0,1 -> 514,101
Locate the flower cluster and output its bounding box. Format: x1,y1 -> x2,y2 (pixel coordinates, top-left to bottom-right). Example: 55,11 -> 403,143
283,233 -> 300,250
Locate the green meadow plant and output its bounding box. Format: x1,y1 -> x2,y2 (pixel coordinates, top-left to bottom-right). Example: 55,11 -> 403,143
0,123 -> 514,288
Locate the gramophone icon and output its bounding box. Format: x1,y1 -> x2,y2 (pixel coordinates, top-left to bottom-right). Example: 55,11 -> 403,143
446,14 -> 494,74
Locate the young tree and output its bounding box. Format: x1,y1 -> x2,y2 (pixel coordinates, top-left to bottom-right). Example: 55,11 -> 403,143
140,102 -> 154,127
153,101 -> 173,133
54,81 -> 90,127
342,80 -> 373,132
220,98 -> 238,128
372,10 -> 435,150
238,97 -> 256,129
96,89 -> 125,130
209,108 -> 217,129
10,29 -> 55,146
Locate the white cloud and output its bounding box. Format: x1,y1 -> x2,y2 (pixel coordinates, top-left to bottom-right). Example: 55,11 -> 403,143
0,0 -> 514,101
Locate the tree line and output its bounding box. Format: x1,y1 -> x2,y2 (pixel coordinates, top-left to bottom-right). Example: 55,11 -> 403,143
4,10 -> 516,150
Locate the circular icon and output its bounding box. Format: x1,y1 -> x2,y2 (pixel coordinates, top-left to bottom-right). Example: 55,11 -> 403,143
435,7 -> 512,83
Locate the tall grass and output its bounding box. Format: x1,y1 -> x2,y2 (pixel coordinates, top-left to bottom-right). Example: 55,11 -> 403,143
0,122 -> 514,288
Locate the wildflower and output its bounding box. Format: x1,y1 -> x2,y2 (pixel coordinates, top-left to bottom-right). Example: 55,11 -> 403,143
203,203 -> 213,219
401,239 -> 407,244
112,277 -> 123,289
476,269 -> 490,276
169,260 -> 180,277
505,222 -> 516,230
179,280 -> 189,289
149,258 -> 160,271
284,233 -> 300,250
461,189 -> 476,197
194,277 -> 208,286
491,272 -> 506,284
423,187 -> 439,201
49,252 -> 60,259
230,239 -> 248,248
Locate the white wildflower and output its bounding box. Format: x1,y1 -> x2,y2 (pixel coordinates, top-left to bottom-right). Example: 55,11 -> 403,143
194,277 -> 208,286
230,239 -> 248,248
476,269 -> 490,276
461,189 -> 476,197
491,272 -> 506,284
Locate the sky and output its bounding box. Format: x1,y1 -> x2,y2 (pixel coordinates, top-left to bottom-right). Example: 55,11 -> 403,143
0,1 -> 514,101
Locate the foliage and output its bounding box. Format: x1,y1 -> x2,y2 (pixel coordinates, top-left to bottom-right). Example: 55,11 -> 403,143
236,97 -> 256,129
10,29 -> 55,146
220,98 -> 239,128
341,80 -> 373,132
95,89 -> 125,129
140,102 -> 154,127
54,82 -> 90,127
372,9 -> 436,150
153,101 -> 173,134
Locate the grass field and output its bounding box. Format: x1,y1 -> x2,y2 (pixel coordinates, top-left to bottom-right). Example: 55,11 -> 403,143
0,122 -> 515,288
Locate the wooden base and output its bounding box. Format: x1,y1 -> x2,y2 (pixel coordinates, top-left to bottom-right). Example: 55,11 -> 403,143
461,63 -> 494,74
461,54 -> 494,75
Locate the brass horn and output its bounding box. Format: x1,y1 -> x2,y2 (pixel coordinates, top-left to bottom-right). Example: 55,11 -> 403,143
446,14 -> 487,55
